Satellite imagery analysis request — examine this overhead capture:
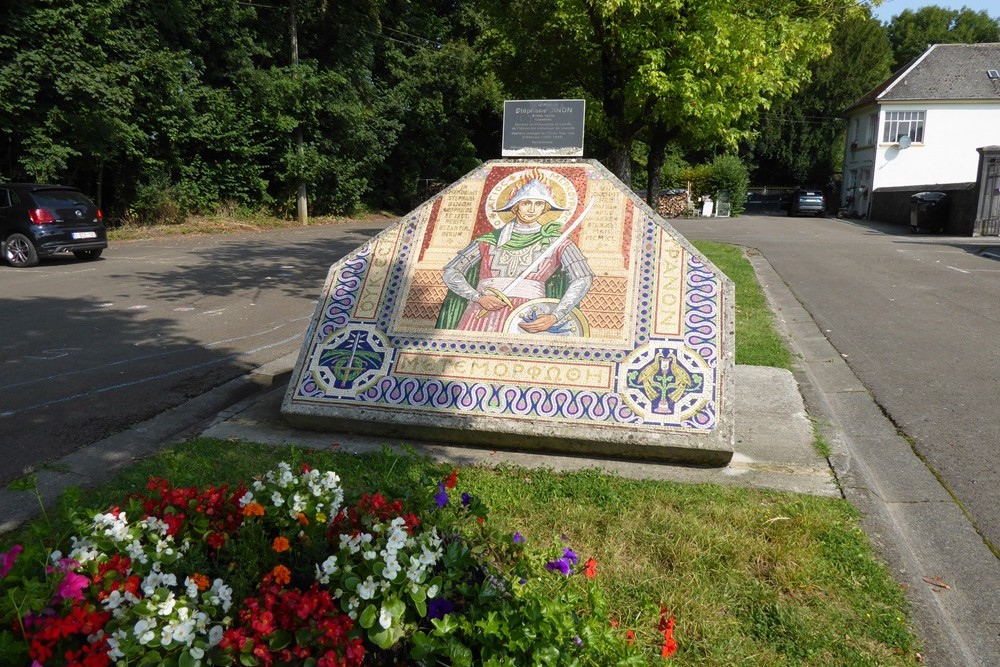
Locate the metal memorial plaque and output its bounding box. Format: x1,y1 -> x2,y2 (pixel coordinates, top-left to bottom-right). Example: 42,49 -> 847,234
283,159 -> 735,464
502,100 -> 586,157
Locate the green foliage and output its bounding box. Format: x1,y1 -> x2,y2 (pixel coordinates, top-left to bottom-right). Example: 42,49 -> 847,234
750,10 -> 894,187
885,5 -> 1000,69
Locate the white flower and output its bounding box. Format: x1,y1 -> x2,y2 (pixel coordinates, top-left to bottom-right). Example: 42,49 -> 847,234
135,618 -> 157,645
238,490 -> 253,507
357,577 -> 376,600
208,625 -> 224,647
190,647 -> 205,660
427,584 -> 439,599
382,558 -> 401,580
379,606 -> 393,629
363,549 -> 377,561
271,491 -> 285,507
185,576 -> 199,598
209,579 -> 233,612
103,590 -> 125,611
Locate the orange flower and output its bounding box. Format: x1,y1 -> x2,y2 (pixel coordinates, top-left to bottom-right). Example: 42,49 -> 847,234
272,536 -> 290,553
242,502 -> 265,517
272,564 -> 291,585
626,629 -> 635,646
584,557 -> 597,579
297,512 -> 309,526
192,573 -> 210,591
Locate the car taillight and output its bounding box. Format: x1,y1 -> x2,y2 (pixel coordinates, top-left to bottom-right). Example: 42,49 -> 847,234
97,209 -> 103,220
28,208 -> 56,224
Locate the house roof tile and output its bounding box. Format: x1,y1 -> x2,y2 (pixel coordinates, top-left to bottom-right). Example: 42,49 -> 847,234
844,43 -> 1000,114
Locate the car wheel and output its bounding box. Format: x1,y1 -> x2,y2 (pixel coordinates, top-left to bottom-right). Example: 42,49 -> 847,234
3,233 -> 40,267
73,248 -> 103,261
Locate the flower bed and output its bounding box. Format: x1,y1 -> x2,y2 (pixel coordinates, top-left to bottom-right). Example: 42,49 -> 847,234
1,461 -> 673,666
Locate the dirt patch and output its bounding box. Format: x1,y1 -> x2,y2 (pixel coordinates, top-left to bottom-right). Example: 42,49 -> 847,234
107,212 -> 398,242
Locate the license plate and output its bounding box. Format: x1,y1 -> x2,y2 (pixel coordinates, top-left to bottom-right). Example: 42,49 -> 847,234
72,231 -> 97,239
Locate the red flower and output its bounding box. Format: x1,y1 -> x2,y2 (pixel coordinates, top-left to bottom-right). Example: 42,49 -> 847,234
444,468 -> 458,489
658,607 -> 677,658
626,629 -> 635,646
584,557 -> 597,579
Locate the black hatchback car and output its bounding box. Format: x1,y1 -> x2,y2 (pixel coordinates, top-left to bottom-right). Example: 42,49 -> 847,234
0,183 -> 107,267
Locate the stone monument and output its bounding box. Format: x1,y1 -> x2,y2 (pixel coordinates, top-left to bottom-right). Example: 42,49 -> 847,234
282,158 -> 735,464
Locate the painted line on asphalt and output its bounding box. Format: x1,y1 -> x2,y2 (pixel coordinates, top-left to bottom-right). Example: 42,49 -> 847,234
0,317 -> 309,392
946,266 -> 970,274
0,335 -> 299,418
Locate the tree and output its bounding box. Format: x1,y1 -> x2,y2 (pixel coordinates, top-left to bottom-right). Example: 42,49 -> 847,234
885,5 -> 1000,69
479,0 -> 865,203
749,11 -> 894,186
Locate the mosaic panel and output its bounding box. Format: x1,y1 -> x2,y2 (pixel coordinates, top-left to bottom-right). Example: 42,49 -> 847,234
285,160 -> 730,444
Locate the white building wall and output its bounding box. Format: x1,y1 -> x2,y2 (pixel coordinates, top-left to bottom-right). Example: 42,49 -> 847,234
872,102 -> 1000,189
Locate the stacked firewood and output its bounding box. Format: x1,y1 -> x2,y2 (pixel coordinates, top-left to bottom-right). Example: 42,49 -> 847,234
656,191 -> 689,218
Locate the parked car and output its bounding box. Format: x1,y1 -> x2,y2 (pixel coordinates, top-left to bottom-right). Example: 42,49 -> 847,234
0,183 -> 107,267
787,188 -> 826,217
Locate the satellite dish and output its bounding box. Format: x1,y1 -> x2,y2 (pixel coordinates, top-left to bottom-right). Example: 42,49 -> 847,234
898,136 -> 912,149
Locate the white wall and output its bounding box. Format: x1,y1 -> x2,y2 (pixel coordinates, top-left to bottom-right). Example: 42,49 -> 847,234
872,102 -> 1000,189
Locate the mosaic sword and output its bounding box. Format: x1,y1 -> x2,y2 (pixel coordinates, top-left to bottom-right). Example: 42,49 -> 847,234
477,196 -> 597,316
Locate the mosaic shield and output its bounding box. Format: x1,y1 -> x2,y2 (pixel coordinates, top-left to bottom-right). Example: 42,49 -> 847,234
282,159 -> 734,464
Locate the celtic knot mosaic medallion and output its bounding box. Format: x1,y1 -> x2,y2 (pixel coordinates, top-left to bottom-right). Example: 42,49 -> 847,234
310,325 -> 393,397
618,343 -> 714,425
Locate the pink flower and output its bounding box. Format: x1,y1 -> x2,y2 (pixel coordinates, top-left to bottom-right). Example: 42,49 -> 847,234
1,544 -> 23,577
54,570 -> 90,602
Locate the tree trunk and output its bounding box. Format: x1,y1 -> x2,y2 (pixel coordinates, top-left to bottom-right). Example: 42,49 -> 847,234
645,125 -> 675,207
290,0 -> 308,225
609,142 -> 632,187
96,160 -> 104,211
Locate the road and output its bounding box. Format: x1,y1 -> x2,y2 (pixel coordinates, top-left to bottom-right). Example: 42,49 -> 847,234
672,213 -> 1000,552
0,221 -> 385,487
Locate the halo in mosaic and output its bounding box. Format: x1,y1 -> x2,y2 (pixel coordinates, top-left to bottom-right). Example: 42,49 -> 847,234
283,160 -> 735,464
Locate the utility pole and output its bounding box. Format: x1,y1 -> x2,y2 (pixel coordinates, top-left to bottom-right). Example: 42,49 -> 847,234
290,0 -> 308,224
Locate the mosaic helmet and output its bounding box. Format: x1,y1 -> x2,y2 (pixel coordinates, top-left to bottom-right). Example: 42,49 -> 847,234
495,174 -> 568,212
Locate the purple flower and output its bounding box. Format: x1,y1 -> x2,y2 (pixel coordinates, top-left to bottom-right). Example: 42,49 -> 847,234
427,597 -> 455,620
1,544 -> 23,578
512,532 -> 525,544
573,636 -> 584,647
461,492 -> 471,507
545,558 -> 572,575
434,482 -> 448,508
562,547 -> 578,565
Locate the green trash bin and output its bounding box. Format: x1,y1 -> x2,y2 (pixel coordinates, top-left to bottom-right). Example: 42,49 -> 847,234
909,192 -> 949,233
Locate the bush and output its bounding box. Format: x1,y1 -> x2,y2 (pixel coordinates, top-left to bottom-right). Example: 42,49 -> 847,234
707,154 -> 749,217
680,155 -> 750,217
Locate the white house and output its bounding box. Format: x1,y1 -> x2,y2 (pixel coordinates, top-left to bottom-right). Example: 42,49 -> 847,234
841,43 -> 1000,233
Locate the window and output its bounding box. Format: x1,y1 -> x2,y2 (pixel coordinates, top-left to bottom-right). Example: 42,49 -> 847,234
882,110 -> 925,143
0,189 -> 9,207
